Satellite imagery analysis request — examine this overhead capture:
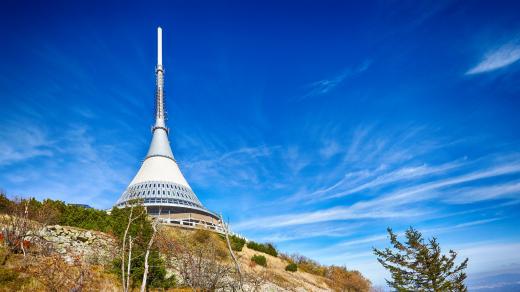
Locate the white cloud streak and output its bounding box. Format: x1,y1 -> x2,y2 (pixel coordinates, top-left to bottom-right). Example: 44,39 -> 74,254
1,122 -> 133,209
234,206 -> 427,231
236,161 -> 520,231
357,162 -> 520,208
319,161 -> 465,202
255,223 -> 363,243
466,40 -> 520,74
183,145 -> 278,188
334,217 -> 503,249
444,180 -> 520,204
300,61 -> 371,100
0,124 -> 55,166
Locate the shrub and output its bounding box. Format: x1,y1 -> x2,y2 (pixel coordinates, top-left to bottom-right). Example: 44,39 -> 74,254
251,254 -> 267,267
285,263 -> 297,272
326,266 -> 371,291
246,241 -> 278,257
59,204 -> 113,233
286,253 -> 327,276
0,195 -> 113,233
0,192 -> 12,214
229,235 -> 246,251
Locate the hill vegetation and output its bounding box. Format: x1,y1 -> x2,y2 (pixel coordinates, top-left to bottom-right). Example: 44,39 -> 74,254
226,234 -> 246,251
0,192 -> 372,291
246,241 -> 278,257
251,254 -> 268,267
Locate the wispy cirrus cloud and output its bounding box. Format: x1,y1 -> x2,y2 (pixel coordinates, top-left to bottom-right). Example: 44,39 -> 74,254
0,123 -> 55,166
0,120 -> 133,208
284,123 -> 520,206
300,60 -> 371,100
466,39 -> 520,75
236,159 -> 520,231
285,125 -> 443,203
443,180 -> 520,204
183,145 -> 279,188
300,160 -> 465,203
254,223 -> 363,243
234,205 -> 427,231
351,161 -> 520,207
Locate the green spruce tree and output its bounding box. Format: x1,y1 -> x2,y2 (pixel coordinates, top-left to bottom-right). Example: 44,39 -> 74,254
373,227 -> 468,291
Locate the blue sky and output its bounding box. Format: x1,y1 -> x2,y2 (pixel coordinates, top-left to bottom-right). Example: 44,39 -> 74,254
1,0 -> 520,289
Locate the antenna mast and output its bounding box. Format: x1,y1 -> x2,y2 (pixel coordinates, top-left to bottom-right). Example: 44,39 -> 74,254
155,27 -> 166,129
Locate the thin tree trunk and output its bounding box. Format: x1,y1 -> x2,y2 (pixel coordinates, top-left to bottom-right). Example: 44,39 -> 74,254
121,206 -> 134,290
141,209 -> 161,292
220,214 -> 242,291
126,236 -> 133,292
20,241 -> 25,257
21,201 -> 28,257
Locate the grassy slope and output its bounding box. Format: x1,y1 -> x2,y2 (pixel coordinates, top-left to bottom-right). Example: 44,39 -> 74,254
0,224 -> 333,291
239,245 -> 331,291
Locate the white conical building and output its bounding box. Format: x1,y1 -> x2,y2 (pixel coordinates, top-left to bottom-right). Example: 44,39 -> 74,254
115,27 -> 222,232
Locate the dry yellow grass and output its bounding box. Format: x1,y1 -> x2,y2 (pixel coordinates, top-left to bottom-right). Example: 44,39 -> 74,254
161,226 -> 333,291
238,245 -> 331,291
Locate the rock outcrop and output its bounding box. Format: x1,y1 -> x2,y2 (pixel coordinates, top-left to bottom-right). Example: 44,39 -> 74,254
32,225 -> 118,265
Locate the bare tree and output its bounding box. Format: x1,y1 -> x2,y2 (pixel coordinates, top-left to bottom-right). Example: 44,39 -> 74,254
28,254 -> 96,292
141,208 -> 161,292
220,214 -> 243,290
243,268 -> 270,292
120,201 -> 145,292
126,235 -> 133,292
158,229 -> 236,290
121,205 -> 133,290
0,197 -> 41,258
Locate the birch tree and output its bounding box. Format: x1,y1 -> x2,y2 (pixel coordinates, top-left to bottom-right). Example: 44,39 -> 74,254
141,208 -> 161,292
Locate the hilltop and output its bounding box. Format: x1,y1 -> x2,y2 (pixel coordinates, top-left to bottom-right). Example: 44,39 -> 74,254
0,194 -> 371,291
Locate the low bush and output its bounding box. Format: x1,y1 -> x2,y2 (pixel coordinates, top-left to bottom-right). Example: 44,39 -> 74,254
0,193 -> 113,233
326,266 -> 371,291
285,263 -> 297,272
60,204 -> 113,233
286,253 -> 327,276
228,235 -> 246,251
246,241 -> 278,257
251,254 -> 267,267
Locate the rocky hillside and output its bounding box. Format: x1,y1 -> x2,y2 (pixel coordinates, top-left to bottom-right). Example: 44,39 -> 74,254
34,225 -> 117,265
1,223 -> 371,291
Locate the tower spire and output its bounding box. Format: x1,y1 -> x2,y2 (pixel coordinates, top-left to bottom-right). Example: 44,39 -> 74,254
155,27 -> 165,128
157,27 -> 162,66
145,27 -> 174,160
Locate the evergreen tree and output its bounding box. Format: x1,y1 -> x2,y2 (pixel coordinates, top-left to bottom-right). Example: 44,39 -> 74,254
373,227 -> 468,292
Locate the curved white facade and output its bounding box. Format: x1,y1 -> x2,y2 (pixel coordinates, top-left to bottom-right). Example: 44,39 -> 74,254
129,156 -> 190,187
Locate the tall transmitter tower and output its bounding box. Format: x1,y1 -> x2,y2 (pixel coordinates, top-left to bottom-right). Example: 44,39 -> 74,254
115,27 -> 223,233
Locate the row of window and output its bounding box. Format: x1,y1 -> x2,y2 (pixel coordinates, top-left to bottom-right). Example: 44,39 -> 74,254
126,189 -> 195,201
129,182 -> 190,193
118,197 -> 201,208
143,197 -> 200,208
